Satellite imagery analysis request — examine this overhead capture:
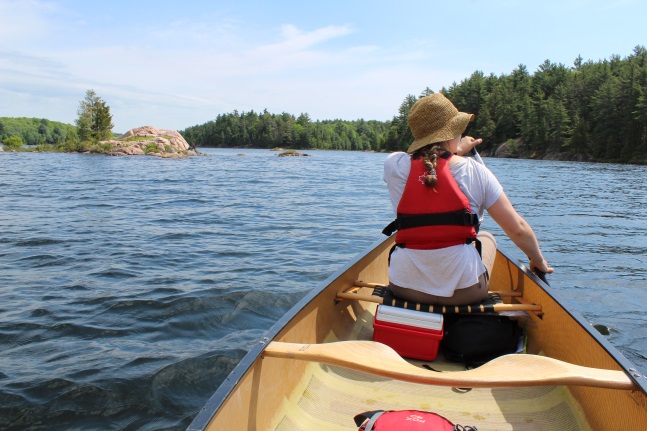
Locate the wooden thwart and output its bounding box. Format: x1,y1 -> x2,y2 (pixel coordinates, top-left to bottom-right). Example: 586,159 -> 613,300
336,289 -> 542,313
263,341 -> 636,390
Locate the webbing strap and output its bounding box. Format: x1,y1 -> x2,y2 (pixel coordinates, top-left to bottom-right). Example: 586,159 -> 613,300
373,286 -> 503,314
354,411 -> 385,428
364,411 -> 386,431
469,237 -> 482,257
382,210 -> 479,237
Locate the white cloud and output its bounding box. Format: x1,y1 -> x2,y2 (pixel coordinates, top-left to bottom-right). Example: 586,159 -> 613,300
2,18 -> 422,131
0,0 -> 59,43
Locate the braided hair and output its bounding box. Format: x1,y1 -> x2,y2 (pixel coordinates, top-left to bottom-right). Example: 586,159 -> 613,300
412,144 -> 445,188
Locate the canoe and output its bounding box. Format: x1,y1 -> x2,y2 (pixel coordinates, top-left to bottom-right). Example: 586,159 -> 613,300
188,236 -> 647,430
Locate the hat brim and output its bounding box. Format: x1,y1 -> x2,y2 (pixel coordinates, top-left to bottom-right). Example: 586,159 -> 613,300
407,112 -> 474,153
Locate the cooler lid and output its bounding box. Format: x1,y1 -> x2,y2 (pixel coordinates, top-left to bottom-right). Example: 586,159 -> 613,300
376,305 -> 443,330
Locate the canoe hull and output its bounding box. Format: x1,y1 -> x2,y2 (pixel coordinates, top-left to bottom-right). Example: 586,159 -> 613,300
188,236 -> 647,430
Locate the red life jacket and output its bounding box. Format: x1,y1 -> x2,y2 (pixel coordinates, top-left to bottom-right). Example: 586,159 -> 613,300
382,152 -> 479,250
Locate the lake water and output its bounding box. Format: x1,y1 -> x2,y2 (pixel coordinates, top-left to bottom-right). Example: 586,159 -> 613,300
1,148 -> 646,430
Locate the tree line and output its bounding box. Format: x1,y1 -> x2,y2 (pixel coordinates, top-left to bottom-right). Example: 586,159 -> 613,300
181,111 -> 389,151
0,117 -> 77,147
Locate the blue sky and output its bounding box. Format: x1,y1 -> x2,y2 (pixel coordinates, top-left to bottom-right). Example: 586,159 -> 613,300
1,0 -> 645,133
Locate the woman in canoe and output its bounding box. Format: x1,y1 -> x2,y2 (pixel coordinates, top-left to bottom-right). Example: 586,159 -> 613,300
383,93 -> 553,305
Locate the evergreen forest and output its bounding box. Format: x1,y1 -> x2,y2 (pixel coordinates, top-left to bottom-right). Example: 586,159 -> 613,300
182,46 -> 647,164
384,45 -> 647,163
181,112 -> 389,152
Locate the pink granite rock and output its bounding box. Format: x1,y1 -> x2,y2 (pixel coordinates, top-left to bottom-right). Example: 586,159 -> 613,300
101,126 -> 197,157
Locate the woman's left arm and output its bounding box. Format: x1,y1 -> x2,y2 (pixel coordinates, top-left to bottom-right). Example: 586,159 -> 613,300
486,192 -> 554,275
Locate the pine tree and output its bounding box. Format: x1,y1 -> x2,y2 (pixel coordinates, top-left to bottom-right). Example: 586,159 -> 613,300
382,94 -> 417,152
76,90 -> 114,142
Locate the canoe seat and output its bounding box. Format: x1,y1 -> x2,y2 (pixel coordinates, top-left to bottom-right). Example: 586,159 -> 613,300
374,285 -> 510,314
336,282 -> 542,314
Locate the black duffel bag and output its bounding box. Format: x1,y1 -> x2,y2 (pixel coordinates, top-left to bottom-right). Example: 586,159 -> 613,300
440,314 -> 521,367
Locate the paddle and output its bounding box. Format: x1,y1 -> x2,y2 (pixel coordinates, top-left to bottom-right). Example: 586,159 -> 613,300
534,269 -> 549,285
468,145 -> 486,165
263,340 -> 635,390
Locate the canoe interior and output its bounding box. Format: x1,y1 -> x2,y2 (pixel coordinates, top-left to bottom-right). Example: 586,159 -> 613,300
192,237 -> 647,431
269,362 -> 592,430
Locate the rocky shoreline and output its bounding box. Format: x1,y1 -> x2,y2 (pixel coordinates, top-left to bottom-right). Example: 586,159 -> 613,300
0,134 -> 603,163
480,138 -> 592,162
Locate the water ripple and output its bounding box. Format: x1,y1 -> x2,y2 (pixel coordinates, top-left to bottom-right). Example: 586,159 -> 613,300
1,150 -> 646,430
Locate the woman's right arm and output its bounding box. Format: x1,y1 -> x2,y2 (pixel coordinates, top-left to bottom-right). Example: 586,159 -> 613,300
486,192 -> 554,274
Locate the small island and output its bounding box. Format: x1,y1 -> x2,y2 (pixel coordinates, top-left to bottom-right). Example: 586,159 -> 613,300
0,91 -> 200,158
102,126 -> 199,158
277,149 -> 309,157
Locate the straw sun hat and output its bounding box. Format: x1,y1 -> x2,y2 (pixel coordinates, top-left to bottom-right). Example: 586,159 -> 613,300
407,93 -> 474,153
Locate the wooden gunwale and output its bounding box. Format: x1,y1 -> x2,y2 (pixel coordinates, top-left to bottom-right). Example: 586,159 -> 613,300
187,236 -> 647,431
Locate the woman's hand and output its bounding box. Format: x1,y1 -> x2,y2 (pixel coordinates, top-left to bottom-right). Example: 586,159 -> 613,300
457,136 -> 483,156
529,258 -> 554,275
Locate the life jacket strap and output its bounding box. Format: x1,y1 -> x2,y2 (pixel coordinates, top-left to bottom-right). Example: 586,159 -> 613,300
393,237 -> 480,253
467,237 -> 482,257
382,210 -> 479,237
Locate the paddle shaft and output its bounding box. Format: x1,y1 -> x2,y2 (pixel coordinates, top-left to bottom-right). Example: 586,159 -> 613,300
469,146 -> 486,165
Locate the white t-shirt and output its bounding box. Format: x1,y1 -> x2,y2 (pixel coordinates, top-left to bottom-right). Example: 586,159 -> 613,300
383,152 -> 503,297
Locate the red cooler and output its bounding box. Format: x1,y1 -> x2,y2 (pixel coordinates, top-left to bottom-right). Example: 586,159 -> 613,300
372,305 -> 444,361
